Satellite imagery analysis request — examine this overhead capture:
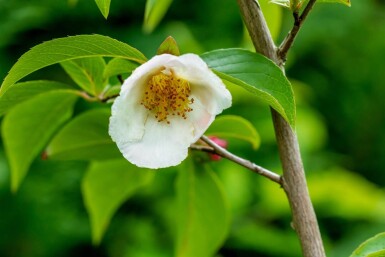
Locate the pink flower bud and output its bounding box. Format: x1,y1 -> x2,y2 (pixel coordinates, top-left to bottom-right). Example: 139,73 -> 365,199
208,136 -> 228,161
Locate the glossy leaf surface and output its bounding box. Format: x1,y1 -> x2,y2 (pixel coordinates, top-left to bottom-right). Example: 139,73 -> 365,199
47,108 -> 121,160
94,0 -> 111,18
318,0 -> 351,6
157,36 -> 180,56
206,115 -> 260,149
0,34 -> 147,96
201,48 -> 295,127
0,80 -> 72,116
2,90 -> 78,191
144,0 -> 173,33
61,57 -> 106,95
176,159 -> 229,257
82,159 -> 154,244
103,58 -> 139,79
350,233 -> 385,257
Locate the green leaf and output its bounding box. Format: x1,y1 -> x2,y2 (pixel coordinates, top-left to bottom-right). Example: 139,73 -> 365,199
270,0 -> 291,8
0,80 -> 73,116
157,36 -> 180,56
259,166 -> 385,221
206,115 -> 260,149
301,0 -> 351,6
103,58 -> 139,79
369,250 -> 385,257
102,85 -> 121,101
82,159 -> 154,244
201,48 -> 295,127
176,159 -> 230,257
350,233 -> 385,257
94,0 -> 111,19
318,0 -> 351,6
143,0 -> 173,33
61,57 -> 107,96
0,34 -> 147,97
2,90 -> 78,192
46,108 -> 121,160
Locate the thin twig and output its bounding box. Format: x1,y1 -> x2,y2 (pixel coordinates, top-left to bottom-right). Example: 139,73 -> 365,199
190,144 -> 214,153
300,0 -> 318,23
99,93 -> 119,103
278,0 -> 318,63
75,91 -> 98,102
193,136 -> 282,184
75,90 -> 119,103
117,74 -> 124,85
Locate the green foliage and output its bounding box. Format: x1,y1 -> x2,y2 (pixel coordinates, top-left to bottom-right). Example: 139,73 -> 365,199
103,58 -> 139,79
0,80 -> 72,116
269,0 -> 291,9
206,115 -> 260,149
0,0 -> 381,257
82,159 -> 154,244
176,159 -> 229,257
94,0 -> 111,19
157,36 -> 180,56
102,85 -> 122,100
0,4 -> 50,49
46,108 -> 121,160
202,48 -> 295,127
144,0 -> 173,33
0,158 -> 90,257
257,167 -> 385,220
296,107 -> 328,152
313,0 -> 351,6
271,0 -> 351,9
369,251 -> 385,257
350,233 -> 385,257
2,90 -> 78,191
0,34 -> 147,96
61,57 -> 107,96
230,218 -> 301,257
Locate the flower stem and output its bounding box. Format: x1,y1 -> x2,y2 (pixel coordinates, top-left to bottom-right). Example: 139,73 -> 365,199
192,136 -> 282,184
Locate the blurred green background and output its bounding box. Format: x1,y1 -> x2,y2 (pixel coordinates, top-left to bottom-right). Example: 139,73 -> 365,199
1,0 -> 385,256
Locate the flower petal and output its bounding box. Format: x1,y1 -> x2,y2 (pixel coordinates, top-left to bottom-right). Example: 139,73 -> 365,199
110,54 -> 179,144
109,53 -> 232,169
116,116 -> 195,169
120,54 -> 176,98
109,92 -> 146,143
186,97 -> 215,142
171,54 -> 232,115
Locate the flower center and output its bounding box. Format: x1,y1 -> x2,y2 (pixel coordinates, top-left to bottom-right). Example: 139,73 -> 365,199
141,69 -> 194,124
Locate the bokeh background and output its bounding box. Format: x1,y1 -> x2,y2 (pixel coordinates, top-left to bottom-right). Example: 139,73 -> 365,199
1,0 -> 385,256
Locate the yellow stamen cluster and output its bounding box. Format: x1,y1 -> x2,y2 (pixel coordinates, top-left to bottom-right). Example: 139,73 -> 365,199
141,70 -> 194,124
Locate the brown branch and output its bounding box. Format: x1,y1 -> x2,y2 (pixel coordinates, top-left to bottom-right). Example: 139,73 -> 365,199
190,144 -> 214,153
237,0 -> 325,256
278,0 -> 318,62
238,0 -> 278,62
192,136 -> 282,184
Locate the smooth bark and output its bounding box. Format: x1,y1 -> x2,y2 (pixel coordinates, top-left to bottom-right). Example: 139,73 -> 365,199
237,0 -> 326,256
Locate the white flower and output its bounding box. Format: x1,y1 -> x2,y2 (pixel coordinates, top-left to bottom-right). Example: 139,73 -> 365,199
109,53 -> 232,169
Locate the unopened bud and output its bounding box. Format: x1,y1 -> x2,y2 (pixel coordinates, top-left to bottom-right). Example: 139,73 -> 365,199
208,136 -> 228,161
